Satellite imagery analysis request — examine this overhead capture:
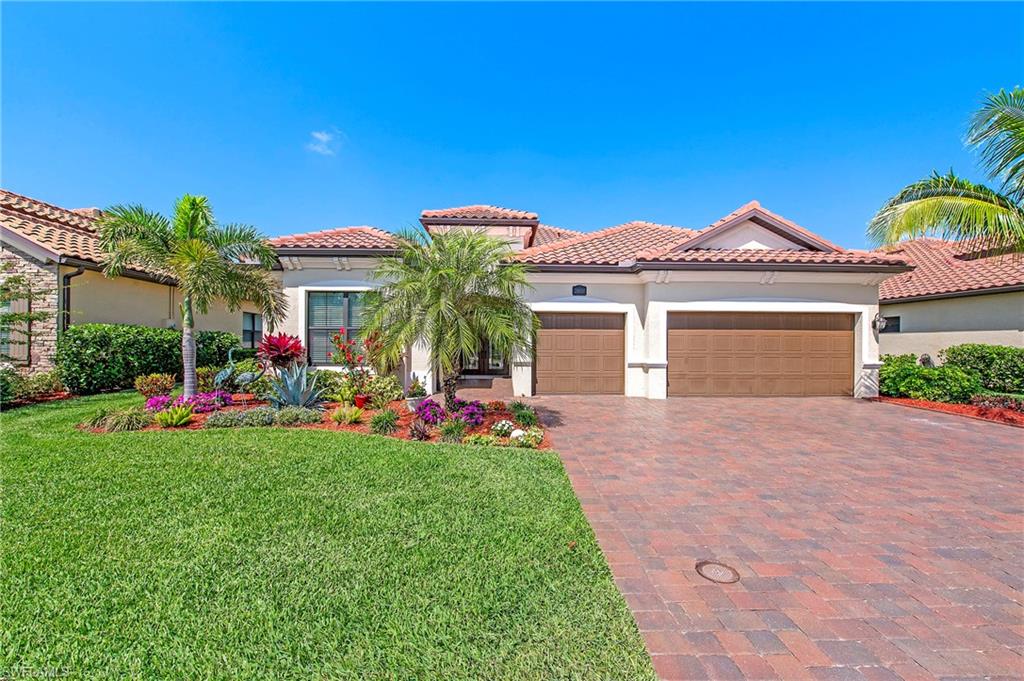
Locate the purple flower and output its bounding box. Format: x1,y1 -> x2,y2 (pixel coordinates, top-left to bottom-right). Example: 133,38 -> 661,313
458,400 -> 485,427
414,398 -> 446,425
171,391 -> 233,414
145,395 -> 172,412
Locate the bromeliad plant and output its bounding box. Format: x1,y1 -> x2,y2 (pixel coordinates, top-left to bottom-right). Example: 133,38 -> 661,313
154,404 -> 194,428
258,333 -> 306,369
267,363 -> 325,409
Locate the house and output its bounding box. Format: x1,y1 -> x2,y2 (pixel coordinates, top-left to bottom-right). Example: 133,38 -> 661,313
0,189 -> 261,373
877,238 -> 1024,360
271,201 -> 911,399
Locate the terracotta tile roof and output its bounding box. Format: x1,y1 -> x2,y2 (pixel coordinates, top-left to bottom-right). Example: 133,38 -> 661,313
531,223 -> 583,247
0,188 -> 107,263
421,205 -> 538,221
639,247 -> 906,266
268,226 -> 397,250
689,200 -> 843,252
517,221 -> 697,265
878,238 -> 1024,301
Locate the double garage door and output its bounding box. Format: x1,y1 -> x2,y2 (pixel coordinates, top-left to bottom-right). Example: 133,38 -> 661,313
533,311 -> 854,396
667,312 -> 854,396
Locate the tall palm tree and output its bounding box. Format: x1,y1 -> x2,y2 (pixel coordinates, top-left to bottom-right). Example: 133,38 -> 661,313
97,195 -> 286,397
361,229 -> 538,408
868,87 -> 1024,253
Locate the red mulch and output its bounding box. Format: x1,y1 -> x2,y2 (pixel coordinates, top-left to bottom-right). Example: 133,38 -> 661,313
86,395 -> 553,449
876,396 -> 1024,427
3,391 -> 75,410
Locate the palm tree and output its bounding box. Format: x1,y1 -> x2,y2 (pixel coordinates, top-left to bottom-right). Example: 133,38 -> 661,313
97,195 -> 286,397
868,87 -> 1024,253
361,229 -> 538,408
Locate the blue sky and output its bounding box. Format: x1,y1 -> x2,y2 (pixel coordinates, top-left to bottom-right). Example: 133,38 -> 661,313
3,2 -> 1021,248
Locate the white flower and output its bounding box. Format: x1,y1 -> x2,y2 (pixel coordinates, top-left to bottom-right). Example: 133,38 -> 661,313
510,428 -> 526,439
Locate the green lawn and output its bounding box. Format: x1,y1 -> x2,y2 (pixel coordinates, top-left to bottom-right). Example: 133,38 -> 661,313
2,393 -> 654,680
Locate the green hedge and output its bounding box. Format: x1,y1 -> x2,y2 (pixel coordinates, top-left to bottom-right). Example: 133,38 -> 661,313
939,343 -> 1024,394
879,354 -> 982,404
57,324 -> 241,395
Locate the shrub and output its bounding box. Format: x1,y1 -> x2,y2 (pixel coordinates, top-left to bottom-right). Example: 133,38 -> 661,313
880,354 -> 982,404
940,344 -> 1024,394
84,408 -> 112,429
172,390 -> 232,414
13,370 -> 65,400
457,400 -> 485,426
155,405 -> 194,428
367,374 -> 403,405
491,419 -> 515,437
329,380 -> 358,406
409,418 -> 431,441
414,398 -> 446,425
486,400 -> 507,412
145,395 -> 173,412
439,418 -> 467,443
257,333 -> 305,369
268,364 -> 325,409
509,400 -> 528,412
274,406 -> 323,426
330,404 -> 364,425
196,366 -> 218,393
97,408 -> 153,433
55,324 -> 240,395
312,370 -> 346,399
204,406 -> 277,428
511,426 -> 544,449
0,364 -> 19,405
513,407 -> 538,428
134,373 -> 176,398
464,433 -> 499,447
970,393 -> 1024,413
370,408 -> 399,435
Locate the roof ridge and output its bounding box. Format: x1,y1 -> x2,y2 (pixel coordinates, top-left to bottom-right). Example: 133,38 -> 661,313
518,221 -> 678,258
421,204 -> 539,220
0,188 -> 99,232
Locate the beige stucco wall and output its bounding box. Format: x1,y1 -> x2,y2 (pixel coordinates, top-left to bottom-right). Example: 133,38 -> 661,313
62,267 -> 258,335
879,291 -> 1024,359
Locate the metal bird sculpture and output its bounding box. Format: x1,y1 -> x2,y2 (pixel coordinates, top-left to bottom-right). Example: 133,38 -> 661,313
214,347 -> 267,405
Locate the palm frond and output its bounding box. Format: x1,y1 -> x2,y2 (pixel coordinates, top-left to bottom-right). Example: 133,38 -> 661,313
967,87 -> 1024,203
172,195 -> 214,241
207,223 -> 279,268
867,171 -> 1024,252
95,204 -> 174,277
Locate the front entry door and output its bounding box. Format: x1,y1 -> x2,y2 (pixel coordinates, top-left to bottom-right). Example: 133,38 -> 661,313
462,340 -> 507,376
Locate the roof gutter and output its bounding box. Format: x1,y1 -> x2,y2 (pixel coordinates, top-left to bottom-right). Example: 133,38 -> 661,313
880,284 -> 1024,305
58,256 -> 173,285
525,261 -> 914,274
60,265 -> 86,333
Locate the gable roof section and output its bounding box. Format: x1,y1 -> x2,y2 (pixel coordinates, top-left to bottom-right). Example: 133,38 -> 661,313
0,188 -> 108,264
517,221 -> 697,266
268,226 -> 397,251
531,223 -> 584,247
668,200 -> 842,253
878,238 -> 1024,302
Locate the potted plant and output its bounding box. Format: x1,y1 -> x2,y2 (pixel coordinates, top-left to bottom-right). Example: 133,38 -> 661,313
405,377 -> 427,410
329,328 -> 372,408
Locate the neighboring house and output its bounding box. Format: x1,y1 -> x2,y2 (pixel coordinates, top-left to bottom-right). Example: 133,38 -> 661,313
0,189 -> 261,373
271,201 -> 911,399
877,238 -> 1024,360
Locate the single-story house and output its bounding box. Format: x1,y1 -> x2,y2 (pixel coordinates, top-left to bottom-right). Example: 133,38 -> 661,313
270,201 -> 912,399
877,238 -> 1024,360
0,189 -> 260,372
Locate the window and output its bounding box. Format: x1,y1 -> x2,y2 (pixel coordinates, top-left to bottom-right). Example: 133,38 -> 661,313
880,316 -> 901,334
242,312 -> 263,348
306,291 -> 366,365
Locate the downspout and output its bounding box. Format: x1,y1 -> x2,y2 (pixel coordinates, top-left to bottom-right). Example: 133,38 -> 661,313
60,265 -> 86,333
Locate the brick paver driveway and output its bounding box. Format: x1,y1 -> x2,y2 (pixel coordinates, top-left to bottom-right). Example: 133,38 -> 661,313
534,396 -> 1023,680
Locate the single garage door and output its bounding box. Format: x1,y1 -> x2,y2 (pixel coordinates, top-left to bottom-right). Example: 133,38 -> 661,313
667,312 -> 854,396
535,313 -> 625,394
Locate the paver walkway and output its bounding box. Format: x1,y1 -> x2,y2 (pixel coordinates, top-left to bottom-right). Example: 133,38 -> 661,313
532,396 -> 1024,680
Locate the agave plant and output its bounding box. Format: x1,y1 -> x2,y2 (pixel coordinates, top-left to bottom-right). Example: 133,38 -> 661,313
267,363 -> 325,409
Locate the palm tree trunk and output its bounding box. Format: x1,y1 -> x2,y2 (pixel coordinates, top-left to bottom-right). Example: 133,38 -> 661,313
442,370 -> 459,410
181,296 -> 197,398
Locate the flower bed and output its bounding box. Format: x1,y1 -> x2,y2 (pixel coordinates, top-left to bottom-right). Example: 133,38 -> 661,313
83,394 -> 553,448
876,396 -> 1024,427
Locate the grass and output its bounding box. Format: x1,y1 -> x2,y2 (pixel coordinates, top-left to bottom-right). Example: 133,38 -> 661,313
1,392 -> 654,680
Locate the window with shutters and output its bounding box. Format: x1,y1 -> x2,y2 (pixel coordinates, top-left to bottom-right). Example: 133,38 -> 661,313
306,291 -> 366,366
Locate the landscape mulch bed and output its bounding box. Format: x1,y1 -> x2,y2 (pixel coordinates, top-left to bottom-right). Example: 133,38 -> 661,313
86,395 -> 554,449
3,391 -> 75,410
876,396 -> 1024,427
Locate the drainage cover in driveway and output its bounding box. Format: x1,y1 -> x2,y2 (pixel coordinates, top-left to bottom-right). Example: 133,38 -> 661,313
695,560 -> 740,584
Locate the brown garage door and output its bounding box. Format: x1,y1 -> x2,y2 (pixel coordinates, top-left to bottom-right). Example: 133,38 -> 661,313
667,312 -> 854,396
535,313 -> 625,394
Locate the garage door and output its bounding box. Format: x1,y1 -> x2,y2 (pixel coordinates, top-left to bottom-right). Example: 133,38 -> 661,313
667,312 -> 854,396
535,313 -> 625,394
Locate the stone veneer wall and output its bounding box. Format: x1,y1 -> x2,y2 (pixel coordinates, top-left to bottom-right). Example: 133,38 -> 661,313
0,243 -> 59,373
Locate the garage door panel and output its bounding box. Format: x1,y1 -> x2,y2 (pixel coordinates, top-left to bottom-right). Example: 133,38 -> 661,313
667,312 -> 853,397
536,313 -> 624,395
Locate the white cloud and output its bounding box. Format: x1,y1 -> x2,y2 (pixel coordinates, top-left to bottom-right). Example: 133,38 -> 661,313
306,129 -> 341,156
